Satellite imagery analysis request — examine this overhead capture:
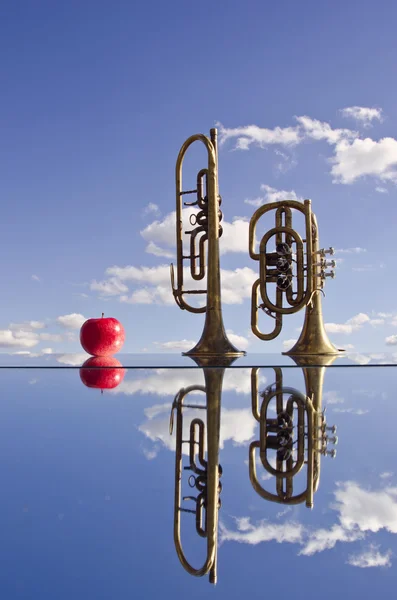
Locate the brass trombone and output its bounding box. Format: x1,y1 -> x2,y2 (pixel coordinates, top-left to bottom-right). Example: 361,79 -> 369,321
169,368 -> 224,584
170,128 -> 244,358
249,361 -> 338,509
249,199 -> 343,355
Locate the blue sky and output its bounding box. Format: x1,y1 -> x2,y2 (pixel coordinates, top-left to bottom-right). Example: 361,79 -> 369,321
1,0 -> 397,357
1,365 -> 396,596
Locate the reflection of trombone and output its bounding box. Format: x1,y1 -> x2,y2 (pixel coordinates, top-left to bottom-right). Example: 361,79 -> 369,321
249,362 -> 338,508
170,368 -> 224,584
249,199 -> 343,355
170,128 -> 244,358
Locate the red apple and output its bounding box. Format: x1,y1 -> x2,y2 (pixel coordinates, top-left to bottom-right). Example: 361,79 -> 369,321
79,356 -> 125,390
80,314 -> 125,356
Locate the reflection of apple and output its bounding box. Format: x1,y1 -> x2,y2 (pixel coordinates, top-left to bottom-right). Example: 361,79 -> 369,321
79,356 -> 125,390
80,314 -> 125,356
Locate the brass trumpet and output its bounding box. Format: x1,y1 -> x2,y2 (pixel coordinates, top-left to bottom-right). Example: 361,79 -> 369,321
249,199 -> 342,355
169,368 -> 224,584
249,363 -> 338,509
170,128 -> 244,358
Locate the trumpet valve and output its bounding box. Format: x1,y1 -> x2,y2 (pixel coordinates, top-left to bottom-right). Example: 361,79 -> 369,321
317,269 -> 335,280
317,246 -> 335,257
276,242 -> 292,256
325,260 -> 336,269
324,448 -> 337,458
325,435 -> 338,445
325,425 -> 337,434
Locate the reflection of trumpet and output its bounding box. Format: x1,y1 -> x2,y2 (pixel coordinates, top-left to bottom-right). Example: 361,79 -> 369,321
170,128 -> 244,358
170,368 -> 224,584
249,199 -> 342,355
249,363 -> 338,508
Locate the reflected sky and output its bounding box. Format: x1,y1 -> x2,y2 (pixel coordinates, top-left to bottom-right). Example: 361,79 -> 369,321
0,366 -> 396,598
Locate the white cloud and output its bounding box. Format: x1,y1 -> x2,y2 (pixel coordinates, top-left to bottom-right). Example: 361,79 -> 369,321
220,218 -> 251,254
41,347 -> 53,355
145,241 -> 174,258
219,112 -> 397,185
386,335 -> 397,346
340,106 -> 383,127
110,264 -> 256,306
221,267 -> 257,304
283,338 -> 297,350
296,115 -> 357,145
380,472 -> 394,479
331,136 -> 397,184
225,330 -> 250,351
9,321 -> 45,331
143,202 -> 160,217
369,318 -> 384,327
217,121 -> 301,150
0,329 -> 40,348
335,247 -> 367,254
31,274 -> 40,281
375,186 -> 388,193
342,343 -> 355,351
120,289 -> 156,304
140,208 -> 251,256
90,278 -> 128,296
142,447 -> 159,460
39,333 -> 63,342
244,184 -> 304,207
154,339 -> 197,351
57,353 -> 90,366
57,313 -> 86,330
273,149 -> 297,174
347,545 -> 392,568
325,313 -> 370,335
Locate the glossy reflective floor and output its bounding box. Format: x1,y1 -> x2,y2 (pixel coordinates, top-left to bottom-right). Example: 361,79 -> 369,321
1,362 -> 396,598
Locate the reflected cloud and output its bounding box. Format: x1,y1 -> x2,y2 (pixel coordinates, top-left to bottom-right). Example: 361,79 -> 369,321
300,525 -> 364,556
221,481 -> 397,566
139,403 -> 256,454
323,391 -> 345,405
110,368 -> 263,397
220,517 -> 304,545
332,407 -> 369,415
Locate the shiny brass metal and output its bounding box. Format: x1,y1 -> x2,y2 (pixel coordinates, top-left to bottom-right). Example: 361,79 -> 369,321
170,367 -> 224,584
249,199 -> 343,355
249,360 -> 338,508
170,128 -> 244,358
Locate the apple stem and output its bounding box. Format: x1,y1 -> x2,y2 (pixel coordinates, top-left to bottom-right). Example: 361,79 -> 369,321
101,313 -> 104,318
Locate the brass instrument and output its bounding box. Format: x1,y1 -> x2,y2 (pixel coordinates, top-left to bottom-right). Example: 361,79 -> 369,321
249,199 -> 343,355
249,360 -> 338,508
170,368 -> 224,584
170,128 -> 244,358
